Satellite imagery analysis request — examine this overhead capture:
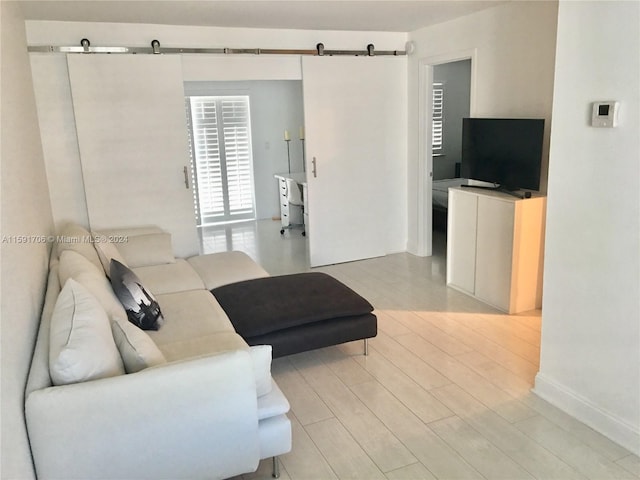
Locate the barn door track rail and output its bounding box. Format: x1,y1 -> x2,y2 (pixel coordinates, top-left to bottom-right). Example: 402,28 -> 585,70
28,39 -> 407,56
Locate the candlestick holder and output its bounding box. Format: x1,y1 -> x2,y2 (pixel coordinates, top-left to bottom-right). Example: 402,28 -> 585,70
285,139 -> 292,173
299,126 -> 306,172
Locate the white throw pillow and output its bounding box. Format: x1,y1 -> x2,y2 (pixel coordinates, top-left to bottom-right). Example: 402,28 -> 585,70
93,234 -> 128,277
56,223 -> 103,272
111,320 -> 167,373
58,249 -> 127,322
116,232 -> 176,268
49,279 -> 125,385
249,345 -> 273,397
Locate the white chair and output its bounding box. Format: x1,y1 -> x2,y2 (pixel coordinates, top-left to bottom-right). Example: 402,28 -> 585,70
283,177 -> 305,236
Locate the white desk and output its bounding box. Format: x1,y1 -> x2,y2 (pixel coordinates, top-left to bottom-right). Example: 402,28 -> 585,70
274,172 -> 308,232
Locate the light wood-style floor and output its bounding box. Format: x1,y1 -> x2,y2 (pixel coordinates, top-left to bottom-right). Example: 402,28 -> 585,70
201,220 -> 639,480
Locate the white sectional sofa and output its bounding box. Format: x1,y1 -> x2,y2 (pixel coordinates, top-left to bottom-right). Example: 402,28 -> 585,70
24,223 -> 292,480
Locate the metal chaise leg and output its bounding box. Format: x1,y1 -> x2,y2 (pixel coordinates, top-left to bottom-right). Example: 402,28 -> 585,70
272,456 -> 280,478
364,338 -> 369,356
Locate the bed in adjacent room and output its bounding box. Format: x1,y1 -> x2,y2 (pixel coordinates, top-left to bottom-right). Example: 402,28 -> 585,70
432,178 -> 468,231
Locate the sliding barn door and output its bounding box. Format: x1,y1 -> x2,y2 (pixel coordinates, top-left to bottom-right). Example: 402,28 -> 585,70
67,55 -> 199,257
302,56 -> 405,267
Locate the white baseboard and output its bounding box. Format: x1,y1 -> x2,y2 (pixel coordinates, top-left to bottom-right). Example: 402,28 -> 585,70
533,373 -> 640,455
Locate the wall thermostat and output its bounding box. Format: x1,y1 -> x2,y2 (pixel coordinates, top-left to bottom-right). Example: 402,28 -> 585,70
591,101 -> 619,128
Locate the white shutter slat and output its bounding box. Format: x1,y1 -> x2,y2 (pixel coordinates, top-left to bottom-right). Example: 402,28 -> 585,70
432,82 -> 444,151
190,97 -> 225,220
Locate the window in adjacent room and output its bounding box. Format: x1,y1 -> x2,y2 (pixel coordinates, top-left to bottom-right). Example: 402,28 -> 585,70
186,96 -> 256,226
432,82 -> 444,153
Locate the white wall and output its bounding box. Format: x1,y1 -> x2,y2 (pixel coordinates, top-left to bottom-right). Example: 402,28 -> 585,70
0,3 -> 54,478
406,1 -> 558,255
535,0 -> 640,455
27,21 -> 407,248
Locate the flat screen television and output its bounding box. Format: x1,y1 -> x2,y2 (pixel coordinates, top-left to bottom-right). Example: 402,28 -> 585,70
460,118 -> 544,192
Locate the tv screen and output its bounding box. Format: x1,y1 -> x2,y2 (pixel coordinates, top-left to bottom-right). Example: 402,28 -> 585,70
460,118 -> 544,191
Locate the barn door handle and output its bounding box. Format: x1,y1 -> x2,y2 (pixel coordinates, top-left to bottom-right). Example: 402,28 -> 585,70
183,166 -> 190,189
312,157 -> 317,178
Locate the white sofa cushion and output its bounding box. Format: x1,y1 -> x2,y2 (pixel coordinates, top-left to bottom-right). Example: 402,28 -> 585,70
157,331 -> 248,362
250,345 -> 273,397
111,320 -> 167,373
187,251 -> 269,290
155,335 -> 272,396
56,223 -> 103,273
132,259 -> 205,295
93,235 -> 128,277
49,279 -> 125,385
150,290 -> 235,346
117,232 -> 176,268
257,380 -> 290,421
58,250 -> 127,322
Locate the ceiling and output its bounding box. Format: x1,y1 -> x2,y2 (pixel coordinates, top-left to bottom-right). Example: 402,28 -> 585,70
19,1 -> 505,33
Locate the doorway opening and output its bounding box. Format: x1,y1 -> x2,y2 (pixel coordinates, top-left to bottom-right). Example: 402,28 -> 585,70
186,95 -> 256,226
417,50 -> 476,258
431,59 -> 472,236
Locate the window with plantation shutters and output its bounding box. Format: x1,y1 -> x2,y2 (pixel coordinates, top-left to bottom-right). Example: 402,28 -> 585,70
432,82 -> 444,152
186,96 -> 255,225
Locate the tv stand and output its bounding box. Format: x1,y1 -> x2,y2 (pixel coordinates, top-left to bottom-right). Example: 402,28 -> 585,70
460,183 -> 527,199
446,187 -> 546,314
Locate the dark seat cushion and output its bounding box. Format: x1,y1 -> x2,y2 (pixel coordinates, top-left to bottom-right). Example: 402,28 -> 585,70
211,272 -> 374,338
245,313 -> 377,358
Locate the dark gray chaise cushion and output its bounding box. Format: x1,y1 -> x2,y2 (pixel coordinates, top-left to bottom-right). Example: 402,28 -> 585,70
211,272 -> 374,338
211,272 -> 376,358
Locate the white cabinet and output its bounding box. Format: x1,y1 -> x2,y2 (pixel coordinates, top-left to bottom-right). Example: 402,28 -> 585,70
446,187 -> 546,314
302,183 -> 309,230
275,173 -> 304,229
278,177 -> 291,227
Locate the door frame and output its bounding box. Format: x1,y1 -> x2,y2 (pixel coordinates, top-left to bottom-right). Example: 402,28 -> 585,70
416,49 -> 477,256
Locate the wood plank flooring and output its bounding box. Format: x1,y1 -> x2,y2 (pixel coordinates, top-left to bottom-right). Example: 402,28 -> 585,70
204,221 -> 638,480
